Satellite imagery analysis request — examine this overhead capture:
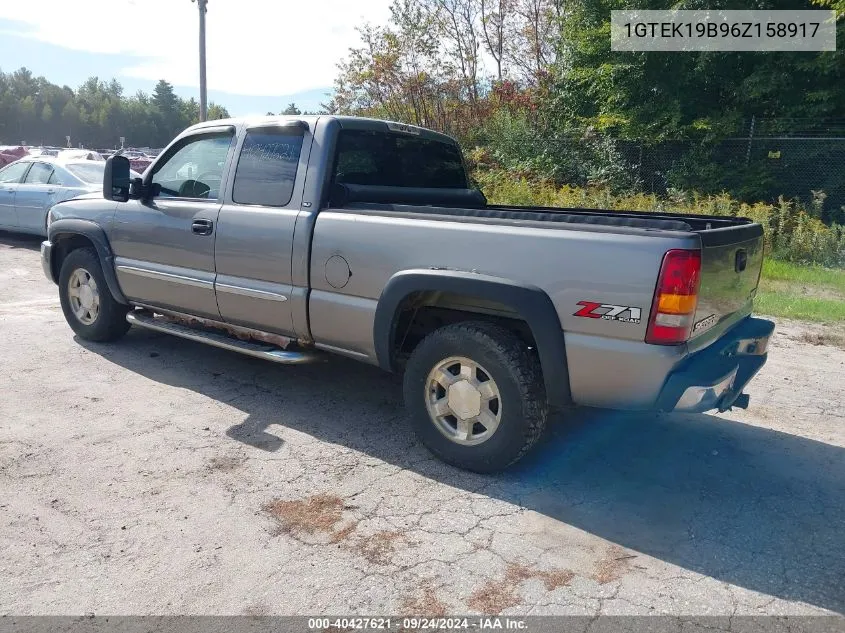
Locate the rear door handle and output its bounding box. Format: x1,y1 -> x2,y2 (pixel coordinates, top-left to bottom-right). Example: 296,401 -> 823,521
192,219 -> 214,235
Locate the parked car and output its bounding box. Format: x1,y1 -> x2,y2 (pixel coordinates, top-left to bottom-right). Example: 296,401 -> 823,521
26,147 -> 61,158
119,151 -> 153,174
41,116 -> 774,472
0,145 -> 29,167
128,158 -> 153,174
0,157 -> 140,236
57,149 -> 105,162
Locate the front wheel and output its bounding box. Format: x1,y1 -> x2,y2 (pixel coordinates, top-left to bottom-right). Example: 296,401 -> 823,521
58,248 -> 130,342
403,321 -> 548,473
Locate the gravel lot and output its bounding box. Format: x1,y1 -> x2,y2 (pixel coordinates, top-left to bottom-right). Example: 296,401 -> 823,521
1,231 -> 844,617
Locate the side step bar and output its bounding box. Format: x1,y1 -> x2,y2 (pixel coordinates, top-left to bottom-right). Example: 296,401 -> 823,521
126,311 -> 321,364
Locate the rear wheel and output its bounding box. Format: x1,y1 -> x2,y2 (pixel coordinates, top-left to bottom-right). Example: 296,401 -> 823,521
58,248 -> 130,342
403,321 -> 548,473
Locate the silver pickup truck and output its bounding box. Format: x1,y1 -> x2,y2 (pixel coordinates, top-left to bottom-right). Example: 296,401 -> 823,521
41,116 -> 774,472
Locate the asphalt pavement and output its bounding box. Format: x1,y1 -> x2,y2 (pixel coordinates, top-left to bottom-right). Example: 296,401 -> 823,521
1,231 -> 843,617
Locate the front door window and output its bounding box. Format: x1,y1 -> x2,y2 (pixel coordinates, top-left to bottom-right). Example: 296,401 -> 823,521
150,133 -> 233,200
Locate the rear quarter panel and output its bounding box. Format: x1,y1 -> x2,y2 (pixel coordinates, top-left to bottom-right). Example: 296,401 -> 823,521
309,209 -> 700,408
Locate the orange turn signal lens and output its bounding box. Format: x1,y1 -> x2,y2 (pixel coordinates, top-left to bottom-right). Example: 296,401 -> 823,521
657,293 -> 698,314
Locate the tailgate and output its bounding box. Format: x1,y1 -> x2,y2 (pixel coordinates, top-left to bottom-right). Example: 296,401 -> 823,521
691,224 -> 764,340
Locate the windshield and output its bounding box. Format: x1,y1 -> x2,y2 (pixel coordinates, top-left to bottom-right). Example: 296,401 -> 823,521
65,162 -> 141,185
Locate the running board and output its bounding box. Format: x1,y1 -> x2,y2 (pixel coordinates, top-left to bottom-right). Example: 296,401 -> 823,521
126,311 -> 321,364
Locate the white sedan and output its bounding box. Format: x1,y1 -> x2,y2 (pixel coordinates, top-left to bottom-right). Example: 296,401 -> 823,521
0,157 -> 139,237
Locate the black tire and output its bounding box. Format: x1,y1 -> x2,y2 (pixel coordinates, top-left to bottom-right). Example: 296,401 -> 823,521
58,247 -> 130,342
403,321 -> 548,473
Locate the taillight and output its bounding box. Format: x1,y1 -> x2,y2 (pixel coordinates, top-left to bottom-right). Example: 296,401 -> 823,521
646,249 -> 701,345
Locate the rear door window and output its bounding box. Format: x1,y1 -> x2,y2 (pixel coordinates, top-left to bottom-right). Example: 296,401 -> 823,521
232,127 -> 304,207
23,162 -> 54,185
333,130 -> 467,188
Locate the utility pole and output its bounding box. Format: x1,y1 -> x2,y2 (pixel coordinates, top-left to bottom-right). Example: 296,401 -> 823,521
192,0 -> 209,122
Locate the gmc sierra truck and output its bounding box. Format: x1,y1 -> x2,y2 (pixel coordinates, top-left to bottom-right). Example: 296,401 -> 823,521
41,116 -> 774,472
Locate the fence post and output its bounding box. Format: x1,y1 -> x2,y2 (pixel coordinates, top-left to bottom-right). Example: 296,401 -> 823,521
638,143 -> 643,188
745,115 -> 756,166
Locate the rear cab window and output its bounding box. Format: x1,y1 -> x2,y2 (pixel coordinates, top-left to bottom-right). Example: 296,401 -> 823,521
332,130 -> 467,189
232,126 -> 305,207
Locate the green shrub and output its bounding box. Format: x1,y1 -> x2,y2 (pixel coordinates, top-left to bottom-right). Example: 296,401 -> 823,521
474,111 -> 640,192
475,169 -> 845,268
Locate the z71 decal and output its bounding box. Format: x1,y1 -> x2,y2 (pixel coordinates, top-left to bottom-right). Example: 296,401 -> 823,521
574,301 -> 642,324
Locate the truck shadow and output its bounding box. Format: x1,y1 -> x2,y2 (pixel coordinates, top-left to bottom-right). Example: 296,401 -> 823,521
79,328 -> 845,614
0,231 -> 43,251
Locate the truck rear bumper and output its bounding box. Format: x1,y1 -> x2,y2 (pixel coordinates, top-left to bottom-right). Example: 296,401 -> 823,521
655,316 -> 775,413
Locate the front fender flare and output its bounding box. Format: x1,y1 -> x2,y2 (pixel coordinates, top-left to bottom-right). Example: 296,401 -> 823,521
373,269 -> 571,408
48,218 -> 128,305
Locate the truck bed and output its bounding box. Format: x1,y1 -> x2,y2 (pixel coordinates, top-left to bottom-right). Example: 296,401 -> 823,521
328,182 -> 765,359
332,183 -> 757,237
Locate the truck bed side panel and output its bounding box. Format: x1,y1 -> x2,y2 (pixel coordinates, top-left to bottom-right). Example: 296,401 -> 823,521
309,208 -> 698,408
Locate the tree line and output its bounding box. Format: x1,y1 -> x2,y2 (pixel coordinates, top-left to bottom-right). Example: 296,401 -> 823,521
328,0 -> 845,141
2,0 -> 844,208
0,67 -> 327,151
0,69 -> 232,149
326,0 -> 845,207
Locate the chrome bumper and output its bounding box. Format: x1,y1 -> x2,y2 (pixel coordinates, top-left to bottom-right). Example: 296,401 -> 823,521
656,317 -> 775,413
674,366 -> 739,412
41,240 -> 57,284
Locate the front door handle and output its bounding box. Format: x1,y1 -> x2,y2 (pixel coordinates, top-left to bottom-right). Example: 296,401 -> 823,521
192,219 -> 214,236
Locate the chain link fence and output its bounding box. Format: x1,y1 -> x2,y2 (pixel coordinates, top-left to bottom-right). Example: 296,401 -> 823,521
614,119 -> 845,223
474,117 -> 845,223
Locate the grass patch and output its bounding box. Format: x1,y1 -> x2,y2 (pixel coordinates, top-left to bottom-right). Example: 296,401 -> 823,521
761,260 -> 845,292
756,260 -> 845,322
755,291 -> 845,322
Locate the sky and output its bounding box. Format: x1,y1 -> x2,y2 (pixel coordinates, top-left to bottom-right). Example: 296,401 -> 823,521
0,0 -> 393,115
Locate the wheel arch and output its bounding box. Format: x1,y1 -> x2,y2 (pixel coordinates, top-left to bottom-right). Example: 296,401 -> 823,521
48,218 -> 128,305
373,269 -> 572,408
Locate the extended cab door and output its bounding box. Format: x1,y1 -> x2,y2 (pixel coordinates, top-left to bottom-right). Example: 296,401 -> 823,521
213,121 -> 312,336
110,127 -> 236,319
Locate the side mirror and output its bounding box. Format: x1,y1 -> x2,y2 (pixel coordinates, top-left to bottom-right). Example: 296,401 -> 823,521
103,155 -> 131,202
